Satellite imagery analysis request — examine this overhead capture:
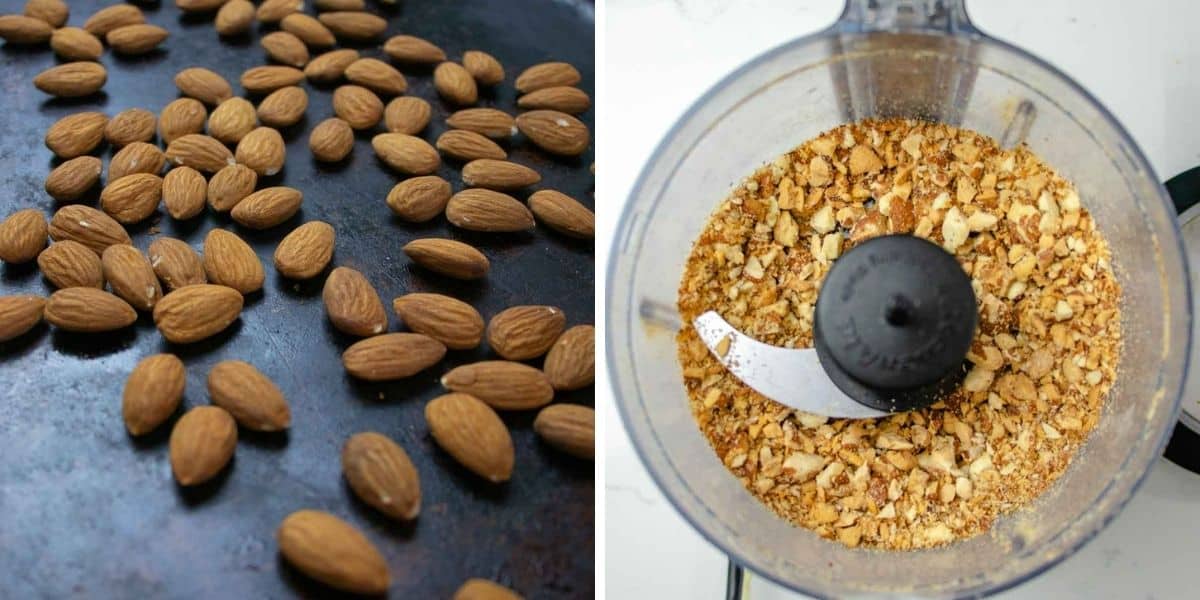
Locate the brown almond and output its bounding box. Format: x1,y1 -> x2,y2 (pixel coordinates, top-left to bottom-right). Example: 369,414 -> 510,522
441,361 -> 555,410
274,221 -> 335,279
241,65 -> 305,94
44,287 -> 137,332
102,245 -> 162,311
235,126 -> 287,176
153,283 -> 243,343
318,11 -> 386,41
0,295 -> 45,342
383,96 -> 430,135
162,166 -> 207,220
106,24 -> 168,55
100,173 -> 162,224
487,305 -> 565,360
323,266 -> 387,336
0,209 -> 48,264
261,31 -> 309,67
83,4 -> 143,36
446,108 -> 515,139
0,14 -> 52,44
256,0 -> 302,23
177,0 -> 230,14
166,134 -> 235,173
45,111 -> 107,159
308,118 -> 354,162
392,293 -> 484,350
45,156 -> 102,201
207,163 -> 258,212
159,98 -> 208,144
543,324 -> 594,391
257,86 -> 308,128
169,406 -> 237,486
383,34 -> 445,64
208,97 -> 258,144
174,67 -> 233,106
462,50 -> 504,86
148,237 -> 207,291
436,130 -> 506,161
517,86 -> 591,114
446,189 -> 534,233
515,110 -> 589,156
433,62 -> 477,106
281,13 -> 336,47
425,393 -> 513,482
403,238 -> 488,280
342,333 -> 446,381
105,108 -> 157,147
304,48 -> 359,83
333,84 -> 383,130
515,62 -> 581,93
215,0 -> 255,36
345,58 -> 407,96
453,579 -> 523,600
386,176 -> 451,222
342,432 -> 421,520
230,186 -> 302,229
372,133 -> 439,175
208,360 -> 291,431
38,240 -> 103,289
528,189 -> 594,239
122,354 -> 186,436
277,510 -> 390,595
315,0 -> 365,9
461,159 -> 540,190
48,205 -> 132,255
49,27 -> 102,61
533,404 -> 594,459
203,229 -> 264,294
24,0 -> 68,27
109,142 -> 166,180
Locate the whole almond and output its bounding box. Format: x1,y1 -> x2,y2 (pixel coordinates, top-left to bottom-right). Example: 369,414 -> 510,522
433,62 -> 478,106
231,186 -> 302,229
169,406 -> 237,485
441,361 -> 555,410
274,220 -> 334,279
515,61 -> 581,93
45,111 -> 107,159
304,48 -> 359,83
235,126 -> 287,176
543,324 -> 594,391
386,176 -> 450,222
24,0 -> 68,27
461,159 -> 540,190
0,14 -> 52,44
261,31 -> 309,67
308,118 -> 354,162
342,432 -> 421,520
215,0 -> 255,36
0,209 -> 48,264
105,108 -> 157,147
35,61 -> 106,97
345,58 -> 407,96
446,189 -> 534,233
528,190 -> 594,239
372,133 -> 439,175
154,283 -> 243,343
315,0 -> 365,9
436,130 -> 506,161
208,97 -> 258,144
159,98 -> 208,144
277,510 -> 391,595
166,134 -> 235,173
453,579 -> 523,600
175,67 -> 233,105
393,292 -> 484,350
383,96 -> 430,135
446,108 -> 515,139
515,110 -> 589,156
517,86 -> 591,114
106,24 -> 168,55
208,360 -> 291,431
323,266 -> 387,336
149,237 -> 206,290
50,27 -> 102,61
203,229 -> 264,294
102,244 -> 162,311
425,393 -> 513,482
462,50 -> 504,86
281,13 -> 336,47
177,0 -> 231,13
333,85 -> 383,130
383,35 -> 445,64
342,333 -> 446,381
48,205 -> 132,255
256,0 -> 302,23
403,238 -> 489,280
533,404 -> 594,459
207,163 -> 258,212
83,4 -> 144,37
0,295 -> 46,342
38,240 -> 103,289
44,287 -> 137,332
108,142 -> 166,181
100,173 -> 163,224
162,166 -> 207,220
241,65 -> 305,94
318,11 -> 386,41
122,354 -> 185,436
487,305 -> 565,360
45,156 -> 102,201
257,86 -> 308,128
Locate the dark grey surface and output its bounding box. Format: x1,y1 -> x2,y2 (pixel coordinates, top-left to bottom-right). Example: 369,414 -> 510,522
0,1 -> 594,598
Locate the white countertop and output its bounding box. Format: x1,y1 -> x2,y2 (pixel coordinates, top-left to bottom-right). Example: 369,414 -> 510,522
599,0 -> 1200,597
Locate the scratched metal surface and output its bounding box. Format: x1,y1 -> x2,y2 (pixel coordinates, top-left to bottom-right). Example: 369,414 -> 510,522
0,1 -> 595,598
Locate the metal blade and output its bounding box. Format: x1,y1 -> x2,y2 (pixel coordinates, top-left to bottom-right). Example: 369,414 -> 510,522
693,311 -> 891,419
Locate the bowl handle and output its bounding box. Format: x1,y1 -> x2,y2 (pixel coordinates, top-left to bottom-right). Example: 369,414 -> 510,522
836,0 -> 979,35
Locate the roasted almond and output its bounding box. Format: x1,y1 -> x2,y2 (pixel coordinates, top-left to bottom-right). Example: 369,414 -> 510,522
441,361 -> 554,410
461,159 -> 540,190
207,163 -> 258,212
38,240 -> 103,289
154,283 -> 243,343
83,4 -> 144,37
281,13 -> 336,47
261,31 -> 309,67
315,0 -> 365,9
345,58 -> 407,96
0,14 -> 52,44
44,287 -> 137,332
169,405 -> 237,485
208,360 -> 291,431
515,61 -> 581,93
543,324 -> 594,391
166,134 -> 236,173
308,118 -> 354,162
203,229 -> 264,294
277,510 -> 390,595
0,209 -> 48,264
105,108 -> 157,147
487,305 -> 565,360
0,295 -> 45,342
318,11 -> 386,41
333,84 -> 383,129
215,0 -> 255,36
453,579 -> 523,600
256,0 -> 303,23
207,97 -> 258,144
241,65 -> 305,94
528,189 -> 594,239
122,353 -> 186,436
235,126 -> 287,176
175,67 -> 233,105
383,34 -> 445,64
462,50 -> 504,86
257,86 -> 308,127
425,393 -> 513,482
517,86 -> 590,114
159,98 -> 208,144
342,432 -> 421,520
274,220 -> 334,279
392,292 -> 484,350
24,0 -> 68,27
45,111 -> 107,159
106,23 -> 168,55
48,205 -> 131,255
446,189 -> 534,233
383,96 -> 430,135
515,110 -> 589,156
102,244 -> 162,311
433,62 -> 477,106
108,142 -> 166,180
533,404 -> 594,459
446,108 -> 515,139
177,0 -> 231,13
436,130 -> 506,161
230,186 -> 302,229
148,237 -> 207,291
372,133 -> 439,175
162,166 -> 207,220
49,27 -> 102,61
403,238 -> 488,280
342,333 -> 446,381
304,48 -> 359,83
100,173 -> 163,224
323,266 -> 387,336
45,156 -> 102,201
386,176 -> 450,222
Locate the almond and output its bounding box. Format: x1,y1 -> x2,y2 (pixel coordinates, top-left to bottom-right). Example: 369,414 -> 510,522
274,220 -> 334,279
383,96 -> 431,134
257,86 -> 308,127
169,406 -> 237,485
208,360 -> 291,431
528,189 -> 594,239
231,186 -> 302,229
515,62 -> 581,93
148,237 -> 207,290
533,404 -> 594,459
323,266 -> 388,336
166,134 -> 236,173
50,27 -> 102,61
24,0 -> 68,28
383,35 -> 445,64
446,108 -> 515,139
241,65 -> 305,94
446,189 -> 534,232
461,159 -> 540,190
453,579 -> 523,600
215,0 -> 254,36
48,205 -> 132,255
177,0 -> 230,12
45,111 -> 107,159
207,163 -> 258,211
154,283 -> 243,343
342,432 -> 421,520
0,209 -> 48,264
517,86 -> 590,114
100,173 -> 162,224
208,97 -> 258,144
487,305 -> 565,360
462,50 -> 504,86
315,0 -> 365,9
102,244 -> 162,311
308,118 -> 354,162
342,332 -> 446,381
256,0 -> 303,23
105,108 -> 157,147
436,130 -> 506,161
106,23 -> 168,55
277,510 -> 390,595
281,13 -> 336,47
45,156 -> 102,201
162,166 -> 207,220
203,229 -> 264,294
333,84 -> 383,129
318,11 -> 386,41
38,240 -> 103,289
0,295 -> 46,342
122,354 -> 186,436
433,62 -> 477,106
345,58 -> 407,96
235,126 -> 287,176
175,67 -> 233,106
441,361 -> 554,410
261,31 -> 309,67
515,110 -> 589,156
425,393 -> 513,482
543,324 -> 594,391
44,287 -> 137,332
403,238 -> 488,280
83,4 -> 144,36
304,48 -> 359,82
159,98 -> 208,144
392,292 -> 483,350
109,142 -> 166,181
0,14 -> 52,44
385,176 -> 450,222
372,133 -> 439,174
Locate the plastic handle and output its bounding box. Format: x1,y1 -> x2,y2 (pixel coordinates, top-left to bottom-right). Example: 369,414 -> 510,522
837,0 -> 977,34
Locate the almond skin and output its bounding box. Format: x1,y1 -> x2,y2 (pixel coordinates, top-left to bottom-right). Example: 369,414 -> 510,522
257,86 -> 308,128
323,266 -> 388,336
100,173 -> 163,224
166,134 -> 236,173
45,112 -> 107,159
487,305 -> 566,360
342,432 -> 421,520
154,284 -> 243,343
105,108 -> 157,147
215,0 -> 255,36
159,98 -> 208,144
436,130 -> 506,161
24,0 -> 69,28
177,0 -> 232,13
83,4 -> 143,36
102,244 -> 163,311
235,126 -> 287,176
543,324 -> 595,391
433,62 -> 478,106
453,579 -> 524,600
318,11 -> 387,41
277,510 -> 391,595
38,240 -> 103,289
308,118 -> 354,162
207,164 -> 258,212
256,0 -> 302,23
517,86 -> 591,114
208,97 -> 258,144
208,360 -> 291,431
515,110 -> 590,156
274,221 -> 335,279
372,133 -> 439,175
345,58 -> 407,96
304,48 -> 359,83
0,14 -> 52,44
441,361 -> 555,411
148,237 -> 207,291
383,34 -> 445,64
281,13 -> 336,47
0,295 -> 46,342
342,333 -> 446,381
241,65 -> 305,94
333,85 -> 383,130
48,205 -> 132,255
45,156 -> 102,202
403,238 -> 489,280
515,62 -> 581,93
162,166 -> 207,220
174,67 -> 233,106
393,293 -> 484,350
50,27 -> 102,61
462,50 -> 505,86
461,159 -> 540,190
446,189 -> 535,233
230,185 -> 302,229
169,406 -> 237,486
383,96 -> 431,135
108,142 -> 166,181
122,354 -> 185,436
106,23 -> 168,55
261,31 -> 309,67
528,190 -> 595,239
425,393 -> 514,482
386,176 -> 451,222
44,287 -> 137,332
533,404 -> 594,459
0,209 -> 48,264
203,229 -> 264,294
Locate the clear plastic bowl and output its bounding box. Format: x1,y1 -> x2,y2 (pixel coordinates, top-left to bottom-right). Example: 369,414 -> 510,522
606,0 -> 1191,597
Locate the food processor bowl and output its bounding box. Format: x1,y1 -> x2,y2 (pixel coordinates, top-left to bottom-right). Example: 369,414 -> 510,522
607,0 -> 1191,597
